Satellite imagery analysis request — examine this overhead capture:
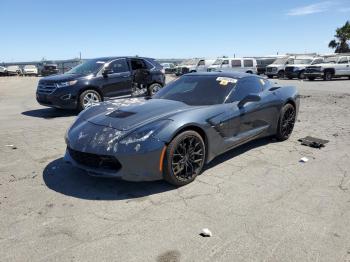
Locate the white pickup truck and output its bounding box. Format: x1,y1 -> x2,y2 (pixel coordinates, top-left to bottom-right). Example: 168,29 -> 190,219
304,56 -> 350,81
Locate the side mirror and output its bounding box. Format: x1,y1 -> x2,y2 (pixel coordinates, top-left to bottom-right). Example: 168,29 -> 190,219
102,68 -> 113,77
238,94 -> 261,108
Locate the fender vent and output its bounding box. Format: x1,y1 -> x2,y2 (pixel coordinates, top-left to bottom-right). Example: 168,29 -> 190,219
107,110 -> 136,118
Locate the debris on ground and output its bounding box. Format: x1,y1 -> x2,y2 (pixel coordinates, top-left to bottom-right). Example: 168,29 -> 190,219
300,157 -> 309,163
200,228 -> 212,237
5,144 -> 17,149
298,136 -> 329,149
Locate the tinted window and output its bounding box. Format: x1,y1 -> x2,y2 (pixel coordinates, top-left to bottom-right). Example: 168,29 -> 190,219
231,60 -> 242,67
66,59 -> 105,75
109,59 -> 128,73
153,75 -> 237,105
131,59 -> 147,70
222,60 -> 229,65
227,77 -> 262,102
243,60 -> 253,67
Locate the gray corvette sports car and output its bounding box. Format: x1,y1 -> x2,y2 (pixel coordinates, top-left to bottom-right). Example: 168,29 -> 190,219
64,72 -> 299,186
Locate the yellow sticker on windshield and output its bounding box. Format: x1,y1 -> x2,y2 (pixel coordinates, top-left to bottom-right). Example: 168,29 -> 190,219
216,77 -> 237,86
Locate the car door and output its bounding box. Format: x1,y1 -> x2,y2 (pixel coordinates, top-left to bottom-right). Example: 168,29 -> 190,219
231,59 -> 243,73
197,59 -> 206,72
337,57 -> 350,76
131,58 -> 151,88
222,77 -> 275,149
100,58 -> 132,97
220,59 -> 230,71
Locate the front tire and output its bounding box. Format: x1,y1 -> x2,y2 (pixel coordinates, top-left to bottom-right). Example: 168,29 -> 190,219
307,77 -> 315,81
278,71 -> 285,79
276,104 -> 296,141
78,90 -> 101,111
298,70 -> 305,79
323,71 -> 333,81
163,131 -> 206,186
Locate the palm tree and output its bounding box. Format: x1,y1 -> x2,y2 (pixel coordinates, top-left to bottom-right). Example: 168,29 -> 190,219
328,21 -> 350,53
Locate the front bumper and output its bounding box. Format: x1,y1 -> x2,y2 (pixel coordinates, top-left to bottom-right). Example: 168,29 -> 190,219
36,85 -> 79,109
64,123 -> 166,181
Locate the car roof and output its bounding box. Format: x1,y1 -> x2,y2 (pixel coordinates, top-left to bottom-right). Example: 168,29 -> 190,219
90,56 -> 155,62
184,71 -> 260,79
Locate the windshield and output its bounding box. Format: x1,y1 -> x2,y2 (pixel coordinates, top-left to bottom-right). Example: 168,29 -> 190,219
66,59 -> 106,75
213,59 -> 223,65
294,59 -> 312,64
181,59 -> 199,66
324,57 -> 337,63
153,75 -> 237,106
272,57 -> 289,65
24,65 -> 36,69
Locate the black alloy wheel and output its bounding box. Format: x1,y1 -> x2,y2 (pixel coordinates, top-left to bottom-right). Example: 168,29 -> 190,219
164,131 -> 205,186
276,104 -> 296,141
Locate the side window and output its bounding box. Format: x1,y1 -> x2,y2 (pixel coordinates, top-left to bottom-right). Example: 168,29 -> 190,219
231,60 -> 242,67
109,59 -> 128,73
131,59 -> 147,70
338,57 -> 349,64
243,60 -> 253,67
228,77 -> 262,102
286,59 -> 294,65
198,60 -> 205,66
222,60 -> 229,65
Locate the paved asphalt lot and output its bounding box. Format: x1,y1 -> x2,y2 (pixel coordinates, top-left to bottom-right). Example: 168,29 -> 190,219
1,76 -> 350,262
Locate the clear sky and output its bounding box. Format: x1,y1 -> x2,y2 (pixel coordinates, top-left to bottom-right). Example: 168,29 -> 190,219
1,0 -> 349,62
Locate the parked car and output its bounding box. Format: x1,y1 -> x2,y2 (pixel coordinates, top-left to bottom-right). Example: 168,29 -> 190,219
207,57 -> 257,74
175,59 -> 215,76
6,65 -> 22,76
23,65 -> 39,76
161,63 -> 176,74
256,57 -> 277,75
304,56 -> 350,81
41,64 -> 59,76
36,56 -> 166,111
0,66 -> 7,76
64,72 -> 299,186
285,57 -> 324,79
265,56 -> 295,79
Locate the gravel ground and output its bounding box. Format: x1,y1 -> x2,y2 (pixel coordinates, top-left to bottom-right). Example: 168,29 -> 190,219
0,76 -> 350,262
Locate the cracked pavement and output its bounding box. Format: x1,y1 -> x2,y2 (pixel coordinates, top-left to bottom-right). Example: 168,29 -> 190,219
1,76 -> 350,261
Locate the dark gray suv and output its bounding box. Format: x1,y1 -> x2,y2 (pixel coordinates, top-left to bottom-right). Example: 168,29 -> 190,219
36,56 -> 165,111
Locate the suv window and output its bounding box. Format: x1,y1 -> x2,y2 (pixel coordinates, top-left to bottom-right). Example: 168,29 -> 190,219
198,60 -> 205,66
338,57 -> 349,64
109,59 -> 128,73
227,77 -> 261,102
131,59 -> 147,70
243,60 -> 253,67
222,60 -> 229,65
231,60 -> 242,67
286,59 -> 294,65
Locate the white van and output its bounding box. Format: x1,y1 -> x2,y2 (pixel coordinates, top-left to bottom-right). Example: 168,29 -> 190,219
175,59 -> 216,75
207,58 -> 257,74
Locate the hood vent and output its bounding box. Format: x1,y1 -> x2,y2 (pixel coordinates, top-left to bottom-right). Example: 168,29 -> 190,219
107,110 -> 136,118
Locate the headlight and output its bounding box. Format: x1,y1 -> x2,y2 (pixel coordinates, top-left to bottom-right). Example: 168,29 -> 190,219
56,80 -> 77,88
119,120 -> 171,145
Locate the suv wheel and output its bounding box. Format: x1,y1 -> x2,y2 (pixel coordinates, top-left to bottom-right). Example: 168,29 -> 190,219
307,77 -> 315,81
163,130 -> 206,186
147,83 -> 162,96
278,71 -> 285,79
298,71 -> 305,79
79,90 -> 101,111
324,71 -> 333,81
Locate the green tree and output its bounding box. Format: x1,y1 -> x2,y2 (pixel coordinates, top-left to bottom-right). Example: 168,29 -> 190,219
328,21 -> 350,53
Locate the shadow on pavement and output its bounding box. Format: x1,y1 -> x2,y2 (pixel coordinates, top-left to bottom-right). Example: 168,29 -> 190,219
43,158 -> 176,200
43,138 -> 275,200
22,108 -> 76,119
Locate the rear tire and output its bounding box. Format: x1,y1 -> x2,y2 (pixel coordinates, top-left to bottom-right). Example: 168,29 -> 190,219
78,90 -> 101,111
298,70 -> 305,79
147,83 -> 162,96
307,77 -> 315,81
163,130 -> 206,186
323,71 -> 333,81
276,103 -> 296,141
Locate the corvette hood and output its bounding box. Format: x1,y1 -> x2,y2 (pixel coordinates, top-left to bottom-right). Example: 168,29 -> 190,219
80,98 -> 193,131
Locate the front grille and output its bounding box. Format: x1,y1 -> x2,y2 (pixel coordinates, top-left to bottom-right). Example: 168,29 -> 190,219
266,67 -> 272,73
305,67 -> 321,73
285,66 -> 294,72
37,82 -> 57,94
68,147 -> 122,171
